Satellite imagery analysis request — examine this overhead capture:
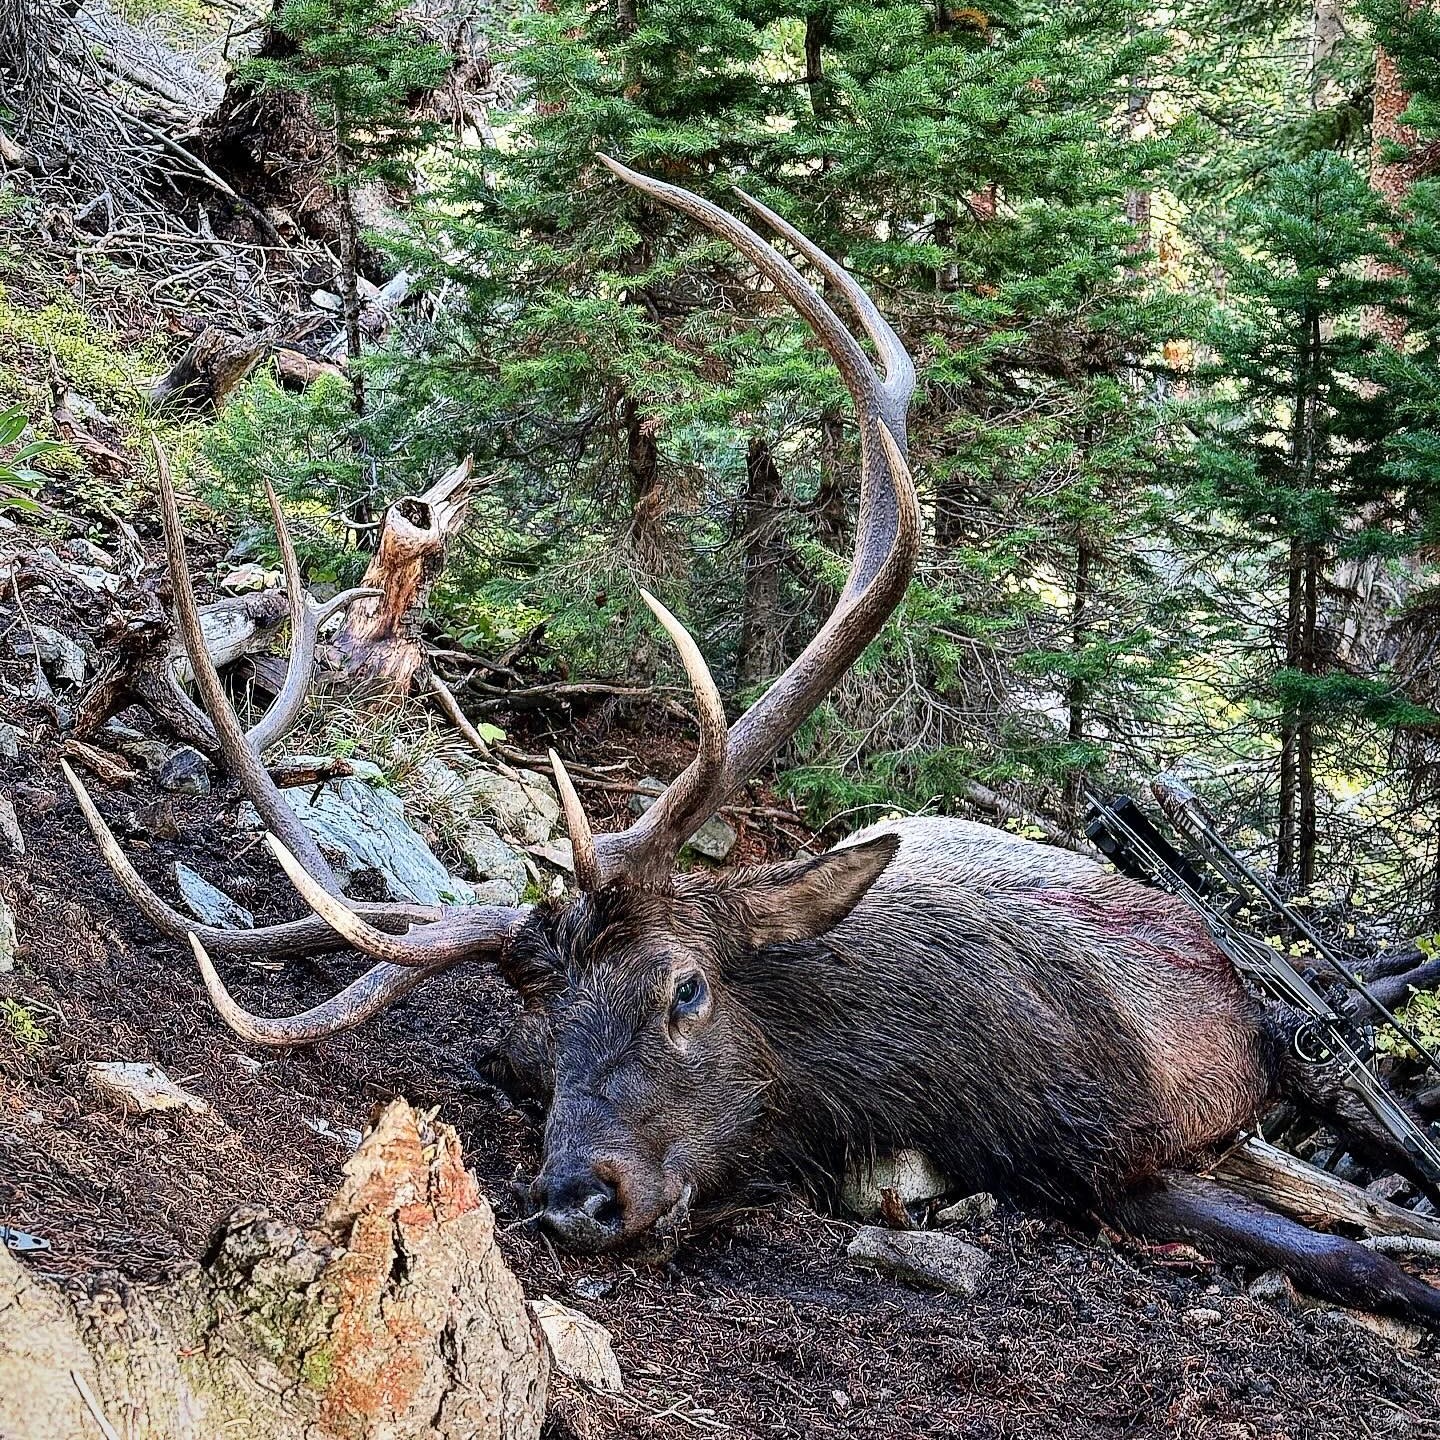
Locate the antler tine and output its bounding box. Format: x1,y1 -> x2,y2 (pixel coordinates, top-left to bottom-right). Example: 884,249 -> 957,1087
189,934 -> 444,1046
549,749 -> 603,893
596,154 -> 879,418
594,158 -> 919,882
266,834 -> 526,966
638,587 -> 727,771
153,439 -> 343,896
730,187 -> 915,408
62,760 -> 441,957
244,478 -> 378,754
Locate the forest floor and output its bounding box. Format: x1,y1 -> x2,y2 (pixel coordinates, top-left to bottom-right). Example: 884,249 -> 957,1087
2,542 -> 1440,1440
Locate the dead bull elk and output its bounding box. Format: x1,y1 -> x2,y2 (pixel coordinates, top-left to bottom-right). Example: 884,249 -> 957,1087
66,156 -> 1440,1326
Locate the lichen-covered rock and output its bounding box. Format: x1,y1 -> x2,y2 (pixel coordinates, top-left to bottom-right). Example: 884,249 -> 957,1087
472,769 -> 560,846
458,821 -> 528,896
0,893 -> 16,973
242,776 -> 473,907
87,1061 -> 212,1116
159,745 -> 213,796
846,1226 -> 991,1298
174,863 -> 253,930
629,778 -> 737,861
529,1298 -> 622,1393
841,1148 -> 950,1219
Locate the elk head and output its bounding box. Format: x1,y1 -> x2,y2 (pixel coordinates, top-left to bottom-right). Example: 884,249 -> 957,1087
65,157 -> 917,1250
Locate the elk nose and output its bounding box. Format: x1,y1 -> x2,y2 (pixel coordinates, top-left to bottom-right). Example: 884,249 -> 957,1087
535,1170 -> 623,1251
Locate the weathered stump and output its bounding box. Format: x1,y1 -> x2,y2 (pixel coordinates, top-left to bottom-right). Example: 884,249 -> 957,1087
0,1099 -> 548,1440
333,459 -> 475,693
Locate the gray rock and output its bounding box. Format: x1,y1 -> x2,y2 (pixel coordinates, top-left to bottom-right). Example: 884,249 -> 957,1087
936,1192 -> 998,1228
159,746 -> 212,796
472,878 -> 523,906
472,769 -> 560,845
0,723 -> 18,760
529,1298 -> 623,1394
1248,1269 -> 1301,1311
846,1226 -> 990,1298
37,546 -> 118,595
0,795 -> 22,858
630,777 -> 737,862
87,1061 -> 211,1115
64,538 -> 115,572
27,624 -> 88,686
687,814 -> 738,862
0,894 -> 16,973
1183,1307 -> 1223,1328
527,838 -> 574,873
100,721 -> 171,773
245,777 -> 474,907
174,863 -> 254,930
842,1149 -> 950,1220
457,821 -> 527,892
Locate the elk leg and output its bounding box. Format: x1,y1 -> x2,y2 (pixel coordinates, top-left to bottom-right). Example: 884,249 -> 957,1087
1108,1171 -> 1440,1325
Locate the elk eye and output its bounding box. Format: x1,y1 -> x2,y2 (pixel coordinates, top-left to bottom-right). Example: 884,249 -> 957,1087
672,973 -> 704,1011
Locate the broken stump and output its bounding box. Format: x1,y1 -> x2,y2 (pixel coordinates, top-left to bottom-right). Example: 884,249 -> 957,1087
0,1098 -> 548,1440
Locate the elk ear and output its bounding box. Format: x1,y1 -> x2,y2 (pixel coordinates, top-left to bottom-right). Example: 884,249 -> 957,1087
732,833 -> 899,947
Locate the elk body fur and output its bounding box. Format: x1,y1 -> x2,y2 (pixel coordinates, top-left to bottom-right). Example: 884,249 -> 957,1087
509,816 -> 1276,1219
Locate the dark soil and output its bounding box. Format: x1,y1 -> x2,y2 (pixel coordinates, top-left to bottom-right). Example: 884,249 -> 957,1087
2,557 -> 1440,1440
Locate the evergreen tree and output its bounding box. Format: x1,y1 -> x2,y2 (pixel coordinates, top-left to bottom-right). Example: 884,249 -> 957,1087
387,0 -> 1186,835
1188,152 -> 1400,887
240,0 -> 449,421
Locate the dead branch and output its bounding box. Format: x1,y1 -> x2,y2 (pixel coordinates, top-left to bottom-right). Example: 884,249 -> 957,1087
334,458 -> 476,692
1211,1136 -> 1440,1243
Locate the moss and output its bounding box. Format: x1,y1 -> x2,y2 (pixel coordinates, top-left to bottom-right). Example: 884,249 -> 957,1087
0,999 -> 47,1049
301,1344 -> 335,1392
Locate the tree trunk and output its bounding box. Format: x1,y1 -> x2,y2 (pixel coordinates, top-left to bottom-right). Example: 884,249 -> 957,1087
1298,541 -> 1321,889
1309,0 -> 1346,111
1278,536 -> 1303,882
337,181 -> 367,418
334,458 -> 476,692
737,438 -> 787,692
1367,35 -> 1418,348
622,394 -> 672,577
1064,541 -> 1092,831
0,1099 -> 548,1440
803,8 -> 838,122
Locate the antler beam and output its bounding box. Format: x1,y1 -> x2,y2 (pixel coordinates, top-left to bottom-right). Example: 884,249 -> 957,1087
578,156 -> 920,886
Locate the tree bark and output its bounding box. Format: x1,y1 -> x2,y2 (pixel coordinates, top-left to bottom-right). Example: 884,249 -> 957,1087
0,1099 -> 548,1440
337,181 -> 368,418
736,438 -> 787,692
1298,541 -> 1320,889
622,394 -> 672,577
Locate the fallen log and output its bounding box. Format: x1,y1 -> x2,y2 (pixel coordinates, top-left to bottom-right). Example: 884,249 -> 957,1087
0,1098 -> 548,1440
1210,1135 -> 1440,1244
76,588 -> 293,749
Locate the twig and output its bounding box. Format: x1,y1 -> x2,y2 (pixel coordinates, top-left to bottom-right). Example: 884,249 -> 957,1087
69,1370 -> 121,1440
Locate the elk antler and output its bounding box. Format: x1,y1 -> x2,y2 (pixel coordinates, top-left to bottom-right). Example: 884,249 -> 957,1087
66,444 -> 529,1043
67,162 -> 919,1044
572,156 -> 920,887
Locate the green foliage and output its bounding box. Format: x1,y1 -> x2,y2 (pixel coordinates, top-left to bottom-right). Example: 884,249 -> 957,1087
0,999 -> 47,1050
0,405 -> 62,514
240,0 -> 450,187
